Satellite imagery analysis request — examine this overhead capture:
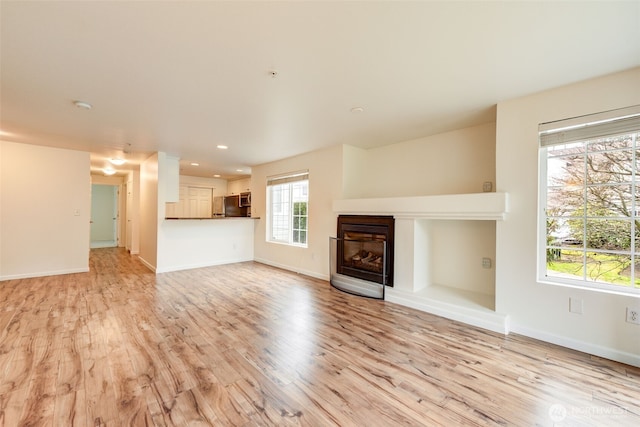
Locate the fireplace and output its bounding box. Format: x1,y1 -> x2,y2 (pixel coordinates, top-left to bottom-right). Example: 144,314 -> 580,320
330,215 -> 394,298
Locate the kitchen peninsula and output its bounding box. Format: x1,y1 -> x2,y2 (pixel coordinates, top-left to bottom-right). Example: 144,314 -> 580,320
154,174 -> 256,273
157,215 -> 257,273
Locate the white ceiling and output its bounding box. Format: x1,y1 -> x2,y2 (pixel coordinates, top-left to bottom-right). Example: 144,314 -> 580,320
1,1 -> 639,179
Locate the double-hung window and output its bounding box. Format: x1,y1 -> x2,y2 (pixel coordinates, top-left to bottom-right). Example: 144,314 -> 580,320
539,105 -> 640,295
267,171 -> 309,246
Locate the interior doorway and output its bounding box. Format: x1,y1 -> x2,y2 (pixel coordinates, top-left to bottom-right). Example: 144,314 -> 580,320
91,184 -> 118,248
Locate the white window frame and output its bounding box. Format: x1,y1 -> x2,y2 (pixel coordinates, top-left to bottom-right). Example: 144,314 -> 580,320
538,105 -> 640,296
266,171 -> 309,247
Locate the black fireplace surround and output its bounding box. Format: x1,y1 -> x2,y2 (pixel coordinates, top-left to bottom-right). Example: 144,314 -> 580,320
336,215 -> 394,286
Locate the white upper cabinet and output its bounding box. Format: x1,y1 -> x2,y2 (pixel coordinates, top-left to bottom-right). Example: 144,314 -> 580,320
227,177 -> 251,195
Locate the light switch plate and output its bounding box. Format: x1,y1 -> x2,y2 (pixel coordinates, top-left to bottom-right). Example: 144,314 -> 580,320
570,297 -> 583,314
482,258 -> 492,269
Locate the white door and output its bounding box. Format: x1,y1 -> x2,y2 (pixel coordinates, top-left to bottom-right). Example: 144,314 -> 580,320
91,184 -> 118,248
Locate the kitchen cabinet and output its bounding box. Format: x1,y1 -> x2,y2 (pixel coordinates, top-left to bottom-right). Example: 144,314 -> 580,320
227,177 -> 251,195
189,187 -> 213,218
166,185 -> 212,218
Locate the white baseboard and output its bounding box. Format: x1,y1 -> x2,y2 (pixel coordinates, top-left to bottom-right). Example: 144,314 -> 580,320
385,288 -> 510,334
156,257 -> 254,274
90,240 -> 117,249
253,257 -> 329,281
510,323 -> 640,368
137,256 -> 156,273
0,267 -> 90,281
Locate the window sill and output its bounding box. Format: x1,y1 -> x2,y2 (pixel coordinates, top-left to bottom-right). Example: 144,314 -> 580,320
538,277 -> 640,298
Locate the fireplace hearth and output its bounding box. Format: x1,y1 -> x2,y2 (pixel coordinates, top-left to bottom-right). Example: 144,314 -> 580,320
330,215 -> 394,298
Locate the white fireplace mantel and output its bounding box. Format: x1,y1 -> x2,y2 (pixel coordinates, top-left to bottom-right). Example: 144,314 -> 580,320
332,192 -> 510,334
333,192 -> 508,220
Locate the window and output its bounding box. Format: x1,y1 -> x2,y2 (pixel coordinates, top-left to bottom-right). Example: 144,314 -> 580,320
267,171 -> 309,246
539,106 -> 640,295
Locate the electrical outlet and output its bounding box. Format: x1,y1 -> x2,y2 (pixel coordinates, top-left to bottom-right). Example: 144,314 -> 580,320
482,258 -> 492,269
626,308 -> 640,325
482,181 -> 493,192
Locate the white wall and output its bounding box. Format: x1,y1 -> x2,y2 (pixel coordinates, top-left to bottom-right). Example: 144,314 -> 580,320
0,141 -> 90,279
139,153 -> 159,271
346,122 -> 496,198
252,145 -> 344,279
496,67 -> 640,366
341,145 -> 368,199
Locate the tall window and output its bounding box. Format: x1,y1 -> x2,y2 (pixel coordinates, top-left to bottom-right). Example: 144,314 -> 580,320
267,171 -> 309,246
539,106 -> 640,295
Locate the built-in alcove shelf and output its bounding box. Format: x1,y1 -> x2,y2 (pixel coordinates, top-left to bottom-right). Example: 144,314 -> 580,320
333,192 -> 509,334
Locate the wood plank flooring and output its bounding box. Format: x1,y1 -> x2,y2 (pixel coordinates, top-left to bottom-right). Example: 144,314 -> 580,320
0,247 -> 638,426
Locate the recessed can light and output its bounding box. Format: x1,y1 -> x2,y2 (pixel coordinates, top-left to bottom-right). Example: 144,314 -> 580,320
236,169 -> 243,172
213,174 -> 221,178
103,168 -> 116,175
190,162 -> 199,166
350,106 -> 364,113
217,145 -> 228,150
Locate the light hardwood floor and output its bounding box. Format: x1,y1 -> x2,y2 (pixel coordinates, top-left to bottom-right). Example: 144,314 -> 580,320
0,248 -> 638,426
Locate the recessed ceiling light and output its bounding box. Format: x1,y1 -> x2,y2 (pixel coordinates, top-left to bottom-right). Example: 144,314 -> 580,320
236,169 -> 243,172
350,106 -> 364,113
213,174 -> 221,178
190,162 -> 199,166
74,100 -> 92,110
103,168 -> 116,176
217,145 -> 228,150
109,158 -> 126,166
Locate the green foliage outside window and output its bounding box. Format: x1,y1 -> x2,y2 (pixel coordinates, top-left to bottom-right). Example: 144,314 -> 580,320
293,202 -> 308,244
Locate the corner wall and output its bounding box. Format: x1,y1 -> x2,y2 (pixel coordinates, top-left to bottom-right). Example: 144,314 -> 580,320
496,67 -> 640,366
0,141 -> 91,279
251,124 -> 496,283
252,145 -> 344,279
343,123 -> 498,295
